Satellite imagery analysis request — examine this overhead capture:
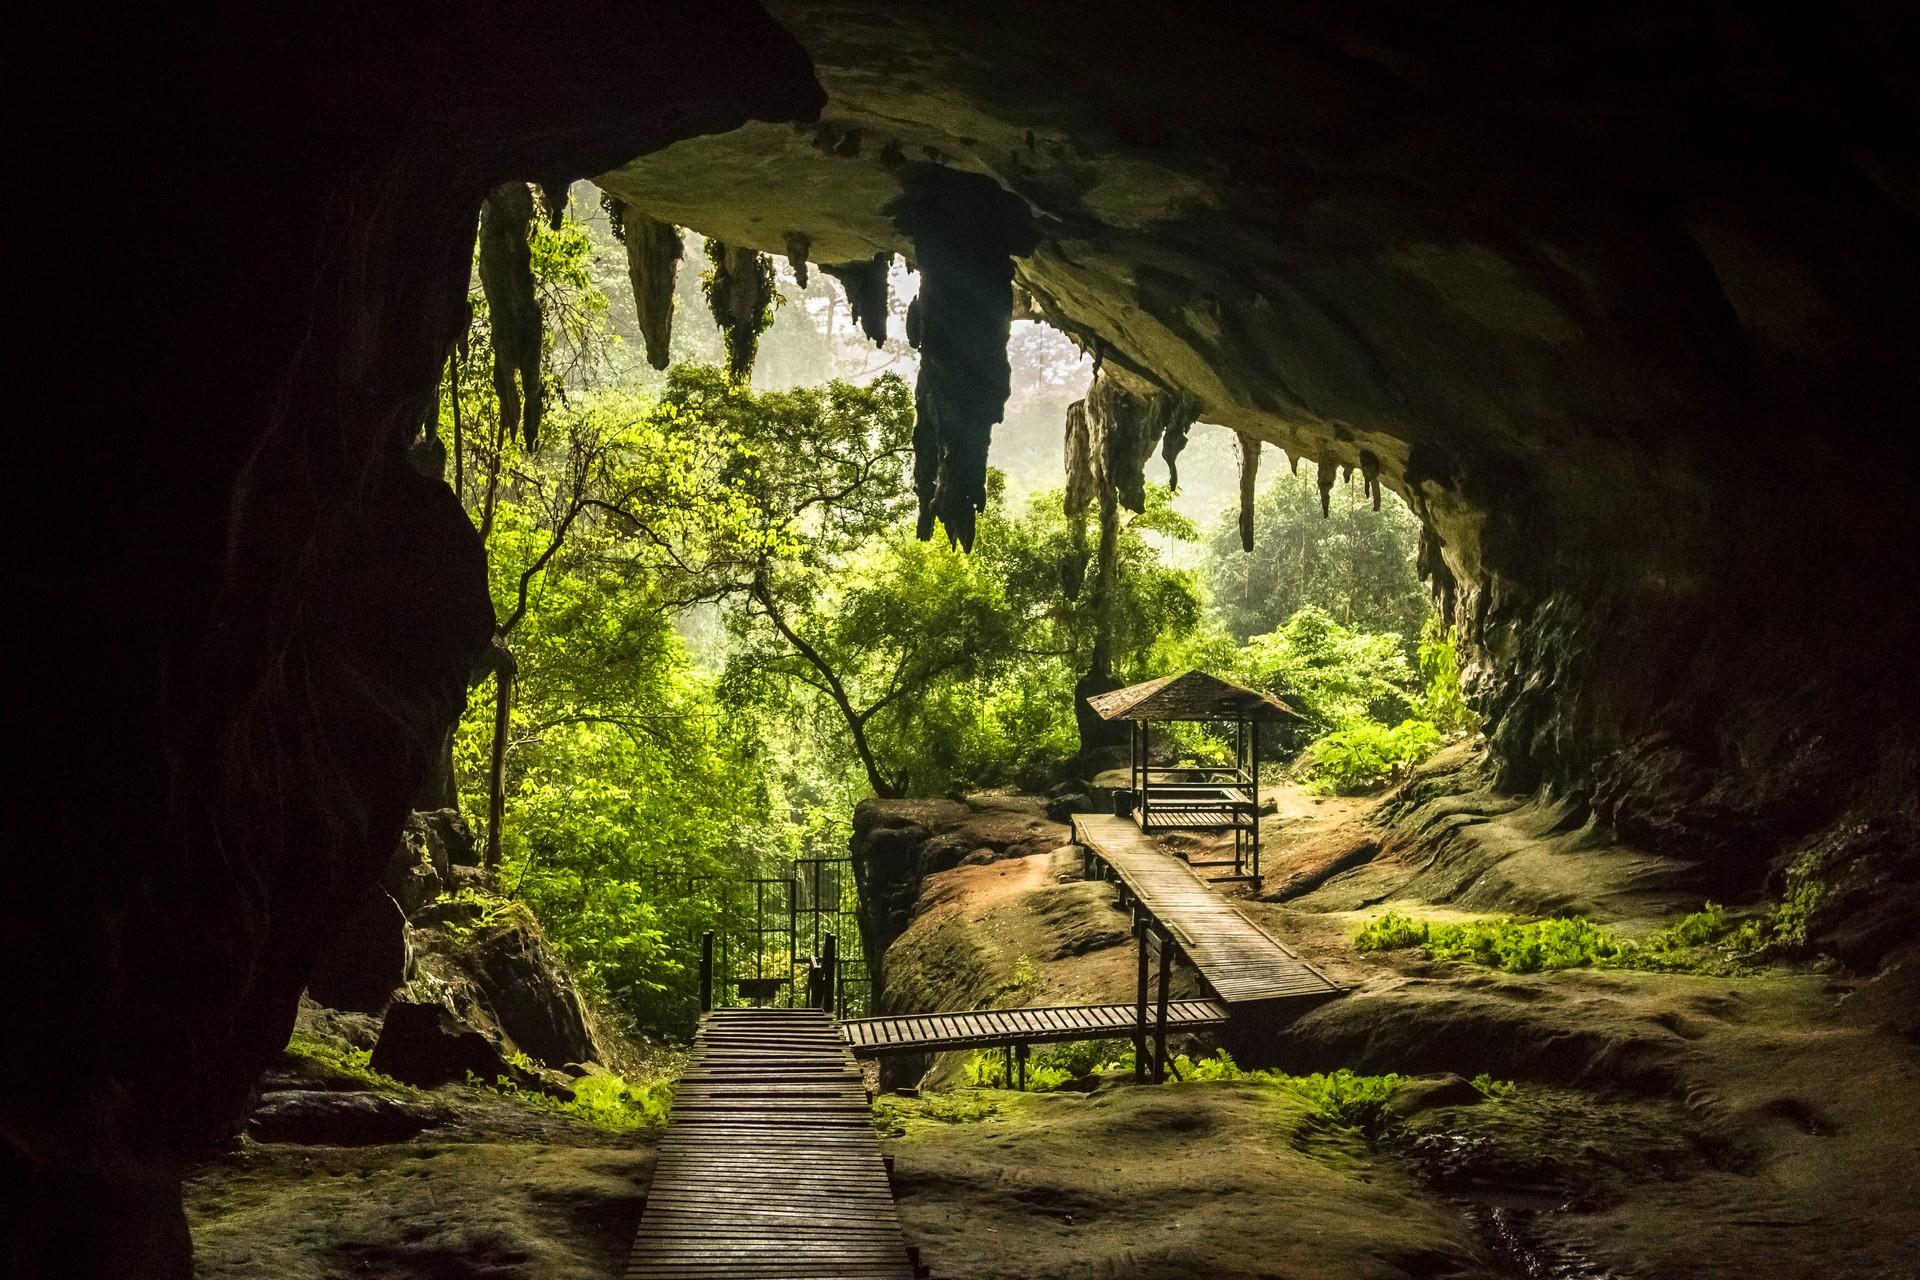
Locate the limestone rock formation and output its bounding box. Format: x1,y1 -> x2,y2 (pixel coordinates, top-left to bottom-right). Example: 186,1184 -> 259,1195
460,908 -> 601,1070
610,202 -> 683,371
368,1003 -> 571,1100
305,892 -> 411,1016
849,795 -> 1069,996
246,1091 -> 445,1145
5,6 -> 822,1273
13,3 -> 1920,1272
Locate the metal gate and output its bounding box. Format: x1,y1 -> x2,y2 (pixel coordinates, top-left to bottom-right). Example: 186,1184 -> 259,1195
701,858 -> 868,1017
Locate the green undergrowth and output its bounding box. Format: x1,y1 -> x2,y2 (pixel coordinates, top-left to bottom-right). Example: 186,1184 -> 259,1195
283,1033 -> 415,1095
963,1042 -> 1412,1131
474,1067 -> 675,1132
1472,1072 -> 1517,1100
1353,903 -> 1764,975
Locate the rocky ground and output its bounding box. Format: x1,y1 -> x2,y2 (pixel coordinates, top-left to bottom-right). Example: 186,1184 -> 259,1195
864,770 -> 1920,1279
186,777 -> 1919,1279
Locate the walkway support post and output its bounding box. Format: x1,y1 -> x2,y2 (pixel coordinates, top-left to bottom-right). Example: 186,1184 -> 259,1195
1153,923 -> 1173,1083
699,930 -> 714,1014
1133,907 -> 1150,1081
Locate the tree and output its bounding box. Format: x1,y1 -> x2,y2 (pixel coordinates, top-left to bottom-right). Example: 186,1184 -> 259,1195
1203,464 -> 1432,645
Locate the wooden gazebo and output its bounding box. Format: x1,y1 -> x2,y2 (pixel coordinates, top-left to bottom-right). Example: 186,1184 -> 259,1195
1086,670 -> 1302,888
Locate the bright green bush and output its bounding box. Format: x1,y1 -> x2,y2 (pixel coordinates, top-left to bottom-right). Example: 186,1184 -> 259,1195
1303,718 -> 1442,794
481,1067 -> 674,1132
1353,903 -> 1761,975
1352,911 -> 1431,952
1417,616 -> 1475,733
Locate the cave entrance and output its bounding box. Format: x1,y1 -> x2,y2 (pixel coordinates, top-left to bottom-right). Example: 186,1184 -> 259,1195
416,176 -> 1458,1054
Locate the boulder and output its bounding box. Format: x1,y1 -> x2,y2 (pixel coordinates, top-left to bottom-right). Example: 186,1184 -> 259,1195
464,908 -> 601,1069
306,892 -> 410,1015
1045,791 -> 1094,823
371,1001 -> 516,1089
415,807 -> 477,871
246,1090 -> 443,1144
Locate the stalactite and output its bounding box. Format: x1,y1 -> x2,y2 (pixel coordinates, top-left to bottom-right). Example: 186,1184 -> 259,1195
614,204 -> 683,371
477,182 -> 544,451
1317,457 -> 1339,516
784,232 -> 811,286
1360,451 -> 1382,510
1287,450 -> 1299,475
1061,398 -> 1092,599
703,239 -> 775,381
899,169 -> 1035,549
1163,419 -> 1192,492
821,254 -> 890,345
1417,523 -> 1459,620
1234,430 -> 1262,552
1085,368 -> 1194,515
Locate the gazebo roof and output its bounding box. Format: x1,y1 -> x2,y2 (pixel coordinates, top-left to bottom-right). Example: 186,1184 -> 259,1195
1085,669 -> 1302,723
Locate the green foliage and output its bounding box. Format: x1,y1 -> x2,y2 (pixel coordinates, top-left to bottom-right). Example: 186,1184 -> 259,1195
1204,464 -> 1432,645
1134,1049 -> 1404,1129
283,1034 -> 413,1096
479,1067 -> 675,1132
1236,606 -> 1420,749
964,1037 -> 1131,1091
1471,1073 -> 1517,1100
1302,718 -> 1442,795
1352,911 -> 1430,953
699,241 -> 780,380
1416,616 -> 1475,733
1353,904 -> 1763,975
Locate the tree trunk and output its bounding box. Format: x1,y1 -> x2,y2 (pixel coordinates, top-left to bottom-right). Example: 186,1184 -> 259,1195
1075,480 -> 1129,755
755,580 -> 901,798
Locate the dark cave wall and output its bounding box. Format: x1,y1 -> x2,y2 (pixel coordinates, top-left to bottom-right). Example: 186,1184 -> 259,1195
2,8 -> 822,1277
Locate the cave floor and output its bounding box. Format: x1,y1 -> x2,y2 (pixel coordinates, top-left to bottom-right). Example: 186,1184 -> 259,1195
187,779 -> 1920,1279
186,1090 -> 657,1280
870,781 -> 1920,1279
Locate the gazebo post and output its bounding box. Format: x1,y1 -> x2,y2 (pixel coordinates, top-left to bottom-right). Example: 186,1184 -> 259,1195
1140,719 -> 1151,829
1121,721 -> 1136,821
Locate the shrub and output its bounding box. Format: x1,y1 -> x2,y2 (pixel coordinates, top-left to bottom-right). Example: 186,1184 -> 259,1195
480,1067 -> 674,1132
284,1033 -> 414,1095
1353,903 -> 1761,975
1303,718 -> 1442,795
1417,616 -> 1475,733
1353,911 -> 1430,952
1471,1073 -> 1516,1100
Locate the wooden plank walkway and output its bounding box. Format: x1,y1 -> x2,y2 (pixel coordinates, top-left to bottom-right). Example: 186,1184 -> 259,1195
626,1007 -> 915,1280
1072,814 -> 1342,1008
840,999 -> 1229,1057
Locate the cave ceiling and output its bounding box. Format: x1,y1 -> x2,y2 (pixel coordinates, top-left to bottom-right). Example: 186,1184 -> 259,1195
596,1 -> 1916,559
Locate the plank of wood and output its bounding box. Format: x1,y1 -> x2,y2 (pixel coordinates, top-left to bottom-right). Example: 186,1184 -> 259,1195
1071,814 -> 1342,1010
839,1000 -> 1230,1058
626,1009 -> 914,1280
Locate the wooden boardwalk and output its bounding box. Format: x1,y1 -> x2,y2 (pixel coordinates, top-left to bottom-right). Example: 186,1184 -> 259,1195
1072,814 -> 1342,1009
626,1007 -> 915,1280
840,999 -> 1229,1057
